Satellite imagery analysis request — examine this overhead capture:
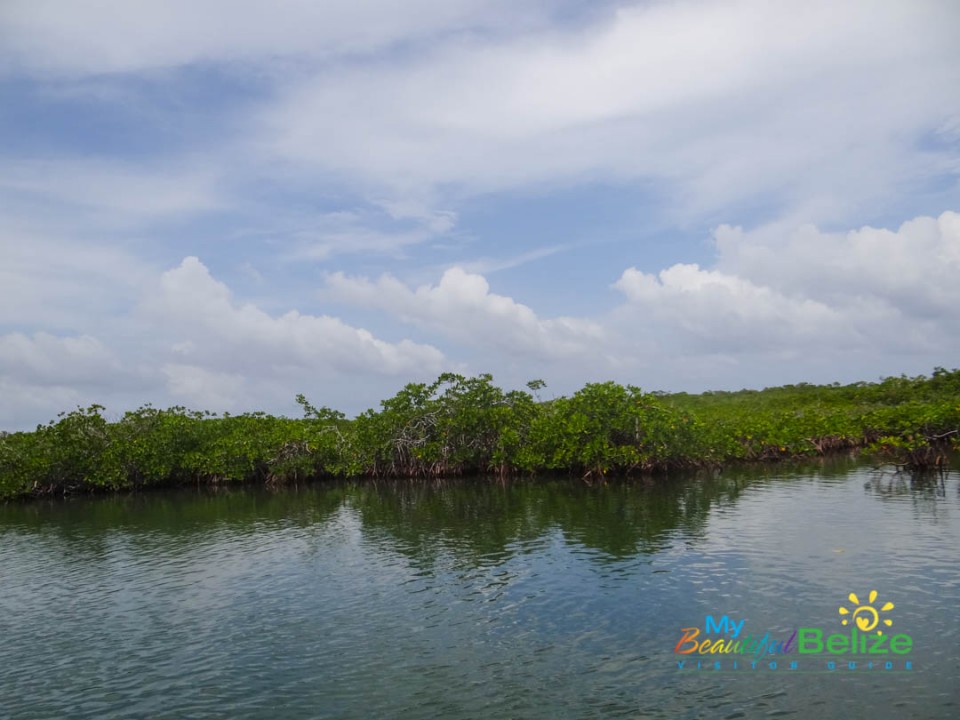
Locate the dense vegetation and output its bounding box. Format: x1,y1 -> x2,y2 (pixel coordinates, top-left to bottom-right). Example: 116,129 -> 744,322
1,369 -> 958,500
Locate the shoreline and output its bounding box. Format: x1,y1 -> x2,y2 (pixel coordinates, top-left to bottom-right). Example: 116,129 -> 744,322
2,369 -> 958,501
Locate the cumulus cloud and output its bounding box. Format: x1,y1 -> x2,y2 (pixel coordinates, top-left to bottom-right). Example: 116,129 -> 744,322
326,266 -> 604,360
712,212 -> 960,325
0,257 -> 451,429
613,211 -> 960,359
326,212 -> 960,366
321,211 -> 960,392
2,212 -> 958,429
613,265 -> 849,352
148,257 -> 445,376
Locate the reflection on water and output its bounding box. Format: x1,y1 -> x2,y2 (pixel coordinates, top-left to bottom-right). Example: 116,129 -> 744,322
1,459 -> 958,719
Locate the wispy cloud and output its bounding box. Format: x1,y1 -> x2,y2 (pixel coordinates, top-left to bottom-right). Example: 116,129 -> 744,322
0,157 -> 222,227
458,245 -> 568,275
255,0 -> 960,224
0,0 -> 534,75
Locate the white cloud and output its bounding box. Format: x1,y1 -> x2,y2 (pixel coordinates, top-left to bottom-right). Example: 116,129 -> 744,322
0,379 -> 86,430
4,0 -> 955,261
142,256 -> 446,401
458,245 -> 566,275
0,256 -> 451,428
712,212 -> 960,326
280,212 -> 442,262
0,331 -> 151,429
613,264 -> 849,352
377,200 -> 457,235
256,0 -> 960,222
0,225 -> 148,328
324,211 -> 960,392
613,210 -> 960,359
161,364 -> 247,409
0,0 -> 541,76
0,332 -> 122,387
0,158 -> 222,225
326,266 -> 604,360
2,212 -> 957,430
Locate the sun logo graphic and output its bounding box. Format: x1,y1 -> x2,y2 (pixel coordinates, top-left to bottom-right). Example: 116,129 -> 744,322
839,590 -> 894,635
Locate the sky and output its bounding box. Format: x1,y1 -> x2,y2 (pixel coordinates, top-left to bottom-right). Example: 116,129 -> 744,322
1,0 -> 959,429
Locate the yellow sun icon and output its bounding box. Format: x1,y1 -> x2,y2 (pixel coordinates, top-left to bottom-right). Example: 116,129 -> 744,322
839,590 -> 894,635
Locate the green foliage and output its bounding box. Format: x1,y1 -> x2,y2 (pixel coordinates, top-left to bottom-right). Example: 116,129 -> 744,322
523,382 -> 707,476
0,405 -> 112,495
1,368 -> 958,499
351,373 -> 538,477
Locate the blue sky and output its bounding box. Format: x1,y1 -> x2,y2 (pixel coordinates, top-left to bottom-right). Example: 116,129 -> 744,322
1,0 -> 959,428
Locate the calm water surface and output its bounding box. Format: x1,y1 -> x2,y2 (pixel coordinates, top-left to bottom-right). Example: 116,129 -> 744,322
1,460 -> 958,718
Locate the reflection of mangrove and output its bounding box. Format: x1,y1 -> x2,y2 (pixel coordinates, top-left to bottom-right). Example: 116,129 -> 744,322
0,486 -> 348,554
347,475 -> 747,561
0,474 -> 753,563
862,468 -> 959,526
4,464 -> 955,565
1,369 -> 958,500
865,467 -> 949,501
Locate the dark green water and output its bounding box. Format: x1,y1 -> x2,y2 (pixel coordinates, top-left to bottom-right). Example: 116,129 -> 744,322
1,461 -> 958,719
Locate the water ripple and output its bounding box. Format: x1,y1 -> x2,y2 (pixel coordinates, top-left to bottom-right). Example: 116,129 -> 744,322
1,469 -> 958,718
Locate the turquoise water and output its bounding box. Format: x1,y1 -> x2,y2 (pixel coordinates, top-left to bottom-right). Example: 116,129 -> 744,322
1,461 -> 958,718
